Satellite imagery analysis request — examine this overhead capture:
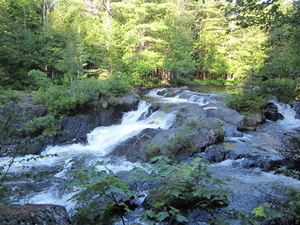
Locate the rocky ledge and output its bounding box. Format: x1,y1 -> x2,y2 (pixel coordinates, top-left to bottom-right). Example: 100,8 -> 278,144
0,204 -> 71,225
0,92 -> 140,156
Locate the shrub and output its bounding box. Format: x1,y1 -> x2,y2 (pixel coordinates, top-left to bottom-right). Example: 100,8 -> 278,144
22,115 -> 58,137
0,88 -> 19,104
284,188 -> 300,224
66,162 -> 135,225
164,128 -> 195,156
27,70 -> 52,90
169,77 -> 191,86
99,76 -> 131,97
34,85 -> 76,117
129,156 -> 229,224
34,75 -> 132,118
256,78 -> 299,103
225,77 -> 299,113
225,90 -> 267,113
142,141 -> 161,159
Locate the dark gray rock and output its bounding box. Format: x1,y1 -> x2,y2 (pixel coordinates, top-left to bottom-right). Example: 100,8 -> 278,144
237,116 -> 258,131
109,128 -> 160,162
157,86 -> 188,97
120,93 -> 140,112
0,92 -> 140,156
264,102 -> 284,121
206,105 -> 245,125
110,103 -> 230,162
0,204 -> 71,225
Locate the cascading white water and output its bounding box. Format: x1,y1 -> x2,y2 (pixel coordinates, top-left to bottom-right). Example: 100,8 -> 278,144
1,101 -> 176,172
43,101 -> 176,159
0,100 -> 177,212
275,101 -> 300,130
2,88 -> 300,223
145,88 -> 210,105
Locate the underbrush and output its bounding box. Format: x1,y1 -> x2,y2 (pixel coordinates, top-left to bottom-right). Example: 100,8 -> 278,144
225,78 -> 299,113
34,77 -> 131,118
66,156 -> 291,224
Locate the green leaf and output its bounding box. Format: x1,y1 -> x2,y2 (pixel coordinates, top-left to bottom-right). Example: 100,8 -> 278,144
252,206 -> 266,217
157,211 -> 169,222
153,202 -> 164,208
176,214 -> 189,222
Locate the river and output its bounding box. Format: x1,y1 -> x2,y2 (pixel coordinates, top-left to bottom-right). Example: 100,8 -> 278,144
1,87 -> 300,224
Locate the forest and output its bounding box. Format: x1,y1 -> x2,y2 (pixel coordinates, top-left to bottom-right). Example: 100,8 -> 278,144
0,0 -> 299,92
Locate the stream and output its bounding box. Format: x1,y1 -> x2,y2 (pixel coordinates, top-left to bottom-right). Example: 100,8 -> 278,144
1,88 -> 300,224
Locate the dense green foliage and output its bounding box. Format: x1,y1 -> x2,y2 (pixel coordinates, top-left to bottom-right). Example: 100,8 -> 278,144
0,0 -> 299,93
34,76 -> 131,117
66,157 -> 291,224
66,162 -> 134,224
129,156 -> 229,224
225,78 -> 299,113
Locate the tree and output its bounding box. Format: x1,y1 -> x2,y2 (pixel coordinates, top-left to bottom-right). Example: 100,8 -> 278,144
225,0 -> 300,79
193,0 -> 268,80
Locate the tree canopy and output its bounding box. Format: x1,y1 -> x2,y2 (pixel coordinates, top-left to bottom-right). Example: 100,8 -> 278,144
0,0 -> 299,89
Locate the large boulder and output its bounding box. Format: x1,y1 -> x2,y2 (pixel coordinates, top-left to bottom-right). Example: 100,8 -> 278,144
205,105 -> 245,125
0,204 -> 71,225
120,93 -> 140,112
264,102 -> 284,121
110,104 -> 228,162
237,110 -> 265,131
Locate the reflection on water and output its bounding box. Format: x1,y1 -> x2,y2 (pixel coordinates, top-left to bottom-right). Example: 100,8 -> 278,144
188,85 -> 235,94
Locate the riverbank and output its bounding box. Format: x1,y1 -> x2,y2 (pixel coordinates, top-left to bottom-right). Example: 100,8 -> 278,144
0,87 -> 300,224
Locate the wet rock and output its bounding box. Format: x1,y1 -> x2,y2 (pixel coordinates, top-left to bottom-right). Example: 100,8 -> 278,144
203,146 -> 241,162
109,128 -> 161,162
264,102 -> 284,121
0,92 -> 140,156
157,86 -> 188,97
0,101 -> 48,138
237,116 -> 258,131
0,204 -> 71,225
55,105 -> 123,144
207,105 -> 245,125
120,93 -> 140,112
202,145 -> 293,171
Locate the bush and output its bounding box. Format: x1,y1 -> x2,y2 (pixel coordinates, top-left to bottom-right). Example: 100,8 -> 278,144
256,78 -> 299,103
164,128 -> 196,157
142,141 -> 161,159
99,76 -> 131,97
129,156 -> 229,224
0,88 -> 19,104
224,91 -> 267,113
27,70 -> 52,90
169,77 -> 191,86
284,188 -> 300,224
35,77 -> 130,117
66,162 -> 134,225
225,78 -> 299,113
34,84 -> 77,117
22,115 -> 58,137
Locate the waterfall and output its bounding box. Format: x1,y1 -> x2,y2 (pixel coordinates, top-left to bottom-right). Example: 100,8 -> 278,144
0,100 -> 177,212
1,88 -> 300,224
274,101 -> 300,130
